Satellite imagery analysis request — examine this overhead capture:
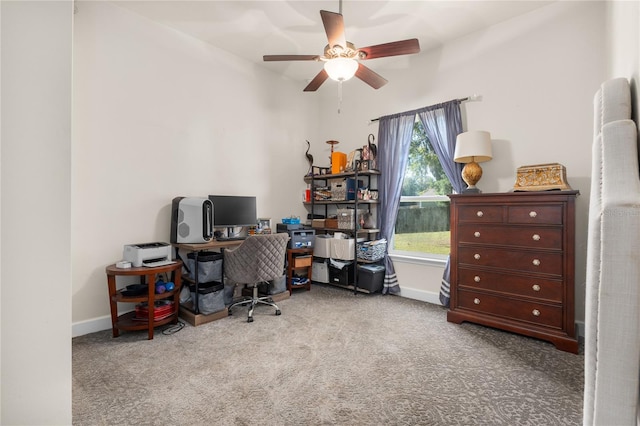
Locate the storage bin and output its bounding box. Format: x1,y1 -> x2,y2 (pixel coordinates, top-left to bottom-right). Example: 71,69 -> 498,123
331,179 -> 347,201
357,239 -> 387,262
189,281 -> 225,315
312,259 -> 329,283
186,251 -> 223,283
357,264 -> 385,293
257,275 -> 287,295
330,237 -> 355,260
329,261 -> 355,285
337,208 -> 367,230
337,209 -> 353,229
223,282 -> 236,305
314,234 -> 332,258
331,179 -> 364,201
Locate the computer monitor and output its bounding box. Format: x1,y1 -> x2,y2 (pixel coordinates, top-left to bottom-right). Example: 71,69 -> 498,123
208,195 -> 258,228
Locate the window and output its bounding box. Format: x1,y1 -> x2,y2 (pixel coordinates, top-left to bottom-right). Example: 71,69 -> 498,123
390,119 -> 451,258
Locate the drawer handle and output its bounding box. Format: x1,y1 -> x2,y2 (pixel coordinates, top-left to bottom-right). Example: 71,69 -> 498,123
474,231 -> 481,238
532,259 -> 541,266
532,234 -> 541,241
474,253 -> 481,260
474,298 -> 481,305
532,284 -> 541,292
476,211 -> 484,217
529,211 -> 537,218
532,309 -> 541,317
474,276 -> 481,283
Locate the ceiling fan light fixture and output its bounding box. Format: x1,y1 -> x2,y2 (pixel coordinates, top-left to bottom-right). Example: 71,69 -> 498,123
324,57 -> 358,82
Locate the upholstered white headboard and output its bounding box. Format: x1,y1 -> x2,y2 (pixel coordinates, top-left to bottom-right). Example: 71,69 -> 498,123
593,77 -> 632,133
584,77 -> 640,426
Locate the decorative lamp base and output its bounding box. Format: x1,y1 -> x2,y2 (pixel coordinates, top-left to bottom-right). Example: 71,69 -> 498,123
461,161 -> 484,192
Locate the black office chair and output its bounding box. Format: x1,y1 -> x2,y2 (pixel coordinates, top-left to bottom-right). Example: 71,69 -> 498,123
224,233 -> 289,322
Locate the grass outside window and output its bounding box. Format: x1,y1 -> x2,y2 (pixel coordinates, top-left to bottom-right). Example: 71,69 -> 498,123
393,231 -> 450,255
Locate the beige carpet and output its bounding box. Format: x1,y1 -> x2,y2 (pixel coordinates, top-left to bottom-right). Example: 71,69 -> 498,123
73,284 -> 583,425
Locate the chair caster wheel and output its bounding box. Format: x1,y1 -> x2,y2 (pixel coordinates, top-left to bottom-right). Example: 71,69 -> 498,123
247,317 -> 254,323
275,310 -> 281,316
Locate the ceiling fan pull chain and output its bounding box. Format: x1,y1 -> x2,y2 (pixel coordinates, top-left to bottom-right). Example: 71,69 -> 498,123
337,80 -> 343,114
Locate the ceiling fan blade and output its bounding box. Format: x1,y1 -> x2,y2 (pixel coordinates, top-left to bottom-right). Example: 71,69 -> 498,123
304,69 -> 329,92
355,63 -> 388,90
320,10 -> 346,49
358,38 -> 421,60
263,55 -> 320,62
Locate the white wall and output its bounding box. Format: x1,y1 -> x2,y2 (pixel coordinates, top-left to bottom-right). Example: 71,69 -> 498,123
72,1 -> 318,331
1,1 -> 73,424
311,1 -> 607,326
0,1 -> 635,423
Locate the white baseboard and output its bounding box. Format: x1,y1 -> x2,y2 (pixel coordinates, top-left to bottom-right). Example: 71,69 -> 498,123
398,287 -> 443,305
72,315 -> 115,338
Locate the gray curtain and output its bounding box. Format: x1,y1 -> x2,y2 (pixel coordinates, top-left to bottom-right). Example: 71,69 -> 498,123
416,101 -> 465,194
416,100 -> 464,307
376,100 -> 464,299
377,112 -> 416,294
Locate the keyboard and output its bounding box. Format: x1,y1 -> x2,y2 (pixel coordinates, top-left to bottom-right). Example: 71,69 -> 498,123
216,236 -> 247,242
142,259 -> 176,267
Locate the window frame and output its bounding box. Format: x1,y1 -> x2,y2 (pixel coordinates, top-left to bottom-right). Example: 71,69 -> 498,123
389,194 -> 451,261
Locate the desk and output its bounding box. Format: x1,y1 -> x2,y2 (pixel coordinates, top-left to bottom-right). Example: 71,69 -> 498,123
173,240 -> 243,315
106,261 -> 182,340
173,239 -> 290,325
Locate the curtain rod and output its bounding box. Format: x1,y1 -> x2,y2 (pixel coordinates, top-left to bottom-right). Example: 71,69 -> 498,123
369,95 -> 481,123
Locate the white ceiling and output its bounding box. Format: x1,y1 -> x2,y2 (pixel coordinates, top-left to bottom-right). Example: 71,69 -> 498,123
111,1 -> 554,84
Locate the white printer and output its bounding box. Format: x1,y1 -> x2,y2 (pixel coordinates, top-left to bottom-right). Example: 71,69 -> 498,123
123,242 -> 173,267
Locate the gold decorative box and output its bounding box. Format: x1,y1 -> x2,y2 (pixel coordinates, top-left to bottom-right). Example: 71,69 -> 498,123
513,163 -> 572,191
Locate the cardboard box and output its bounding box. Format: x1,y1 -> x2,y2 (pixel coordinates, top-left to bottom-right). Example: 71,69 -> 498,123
312,219 -> 325,228
325,218 -> 338,229
294,255 -> 312,268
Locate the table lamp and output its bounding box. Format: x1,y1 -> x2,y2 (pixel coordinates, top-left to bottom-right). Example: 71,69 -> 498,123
454,131 -> 493,193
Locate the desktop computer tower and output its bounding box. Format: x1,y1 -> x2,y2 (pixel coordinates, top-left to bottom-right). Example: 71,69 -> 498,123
170,197 -> 214,244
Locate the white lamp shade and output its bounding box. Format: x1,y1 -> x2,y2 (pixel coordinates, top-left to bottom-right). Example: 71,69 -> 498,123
454,131 -> 493,163
324,58 -> 359,82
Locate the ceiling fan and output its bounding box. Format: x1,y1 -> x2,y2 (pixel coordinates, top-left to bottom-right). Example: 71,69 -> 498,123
263,4 -> 421,92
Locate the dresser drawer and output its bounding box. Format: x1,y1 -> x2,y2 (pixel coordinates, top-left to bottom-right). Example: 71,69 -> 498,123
457,267 -> 563,303
458,246 -> 563,275
457,224 -> 562,249
508,205 -> 563,225
457,289 -> 563,329
457,205 -> 503,223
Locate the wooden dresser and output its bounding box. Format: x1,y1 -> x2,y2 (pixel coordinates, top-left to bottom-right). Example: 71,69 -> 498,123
447,191 -> 579,353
